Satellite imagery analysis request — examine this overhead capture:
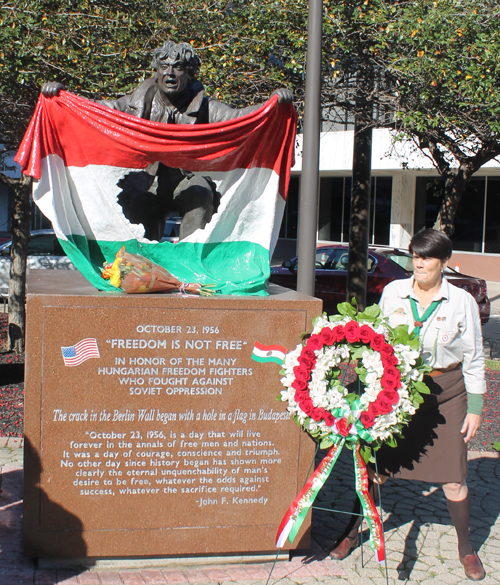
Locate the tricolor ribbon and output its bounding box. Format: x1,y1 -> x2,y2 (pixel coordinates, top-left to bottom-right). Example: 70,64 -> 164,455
276,438 -> 345,548
353,443 -> 385,563
275,435 -> 385,563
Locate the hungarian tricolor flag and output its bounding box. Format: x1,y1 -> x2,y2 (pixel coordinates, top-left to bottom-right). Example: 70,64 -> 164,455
15,91 -> 297,295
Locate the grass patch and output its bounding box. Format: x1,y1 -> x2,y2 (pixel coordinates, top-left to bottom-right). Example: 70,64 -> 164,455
486,359 -> 500,371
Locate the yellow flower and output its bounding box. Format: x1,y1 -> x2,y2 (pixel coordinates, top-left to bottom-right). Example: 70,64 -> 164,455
102,255 -> 123,288
417,50 -> 425,58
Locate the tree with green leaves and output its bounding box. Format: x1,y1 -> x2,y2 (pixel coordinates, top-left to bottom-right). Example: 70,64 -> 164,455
386,0 -> 500,236
321,0 -> 500,239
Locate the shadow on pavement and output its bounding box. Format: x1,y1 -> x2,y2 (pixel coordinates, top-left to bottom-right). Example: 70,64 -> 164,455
310,449 -> 500,581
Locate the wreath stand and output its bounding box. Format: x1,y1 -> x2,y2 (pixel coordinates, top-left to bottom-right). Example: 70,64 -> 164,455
267,371 -> 391,585
264,445 -> 390,585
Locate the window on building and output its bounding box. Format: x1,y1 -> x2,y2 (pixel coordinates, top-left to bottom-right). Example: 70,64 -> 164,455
485,178 -> 500,254
414,177 -> 499,254
316,176 -> 392,245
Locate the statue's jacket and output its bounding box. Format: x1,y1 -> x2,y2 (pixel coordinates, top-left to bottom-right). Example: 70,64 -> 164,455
100,77 -> 258,125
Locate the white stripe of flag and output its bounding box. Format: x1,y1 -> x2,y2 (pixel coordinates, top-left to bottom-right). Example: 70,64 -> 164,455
251,342 -> 287,365
61,338 -> 100,367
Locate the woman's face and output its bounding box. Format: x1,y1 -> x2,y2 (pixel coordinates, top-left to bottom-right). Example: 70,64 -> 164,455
412,255 -> 446,289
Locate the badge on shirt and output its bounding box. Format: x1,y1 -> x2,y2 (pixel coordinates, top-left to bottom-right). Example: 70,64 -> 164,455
440,331 -> 451,344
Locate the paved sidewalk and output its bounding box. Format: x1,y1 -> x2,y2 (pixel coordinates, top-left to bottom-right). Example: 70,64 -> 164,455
1,445 -> 499,585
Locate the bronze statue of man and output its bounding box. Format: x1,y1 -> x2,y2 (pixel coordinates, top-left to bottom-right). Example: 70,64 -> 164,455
42,41 -> 292,241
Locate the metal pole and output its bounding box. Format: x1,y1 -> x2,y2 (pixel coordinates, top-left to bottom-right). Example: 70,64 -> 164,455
297,0 -> 323,297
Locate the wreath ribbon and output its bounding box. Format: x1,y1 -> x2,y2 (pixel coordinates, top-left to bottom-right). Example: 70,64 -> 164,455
275,435 -> 385,564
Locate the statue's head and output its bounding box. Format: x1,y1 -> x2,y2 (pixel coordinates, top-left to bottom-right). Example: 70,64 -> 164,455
151,41 -> 201,79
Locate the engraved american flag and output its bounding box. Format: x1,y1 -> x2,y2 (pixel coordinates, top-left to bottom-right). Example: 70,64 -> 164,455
61,338 -> 100,367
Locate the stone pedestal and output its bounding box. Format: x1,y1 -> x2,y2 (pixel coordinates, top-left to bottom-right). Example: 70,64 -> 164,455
24,270 -> 322,559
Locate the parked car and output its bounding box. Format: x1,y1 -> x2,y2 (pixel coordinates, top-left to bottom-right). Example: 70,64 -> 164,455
160,217 -> 182,243
269,245 -> 490,323
0,229 -> 76,295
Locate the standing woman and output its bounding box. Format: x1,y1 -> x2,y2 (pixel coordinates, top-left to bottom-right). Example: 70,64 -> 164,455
330,229 -> 486,581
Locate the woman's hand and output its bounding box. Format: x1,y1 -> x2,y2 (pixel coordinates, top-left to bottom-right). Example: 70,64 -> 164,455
461,414 -> 481,443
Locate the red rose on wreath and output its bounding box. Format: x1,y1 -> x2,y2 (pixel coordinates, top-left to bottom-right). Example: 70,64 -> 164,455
370,334 -> 386,351
380,374 -> 399,391
381,388 -> 400,405
306,335 -> 323,351
324,412 -> 335,426
376,397 -> 393,414
294,389 -> 309,402
302,347 -> 316,361
344,320 -> 361,343
359,324 -> 375,344
360,411 -> 376,428
334,325 -> 345,342
382,354 -> 399,367
320,327 -> 335,345
336,418 -> 353,437
301,398 -> 314,415
380,344 -> 395,359
293,366 -> 310,382
311,407 -> 326,422
298,354 -> 315,369
292,379 -> 308,392
368,402 -> 382,417
384,366 -> 401,383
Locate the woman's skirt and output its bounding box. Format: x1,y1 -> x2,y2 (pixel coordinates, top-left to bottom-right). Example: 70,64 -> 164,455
372,367 -> 467,484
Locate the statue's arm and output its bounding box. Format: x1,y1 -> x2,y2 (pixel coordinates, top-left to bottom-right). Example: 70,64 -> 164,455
207,100 -> 259,123
208,88 -> 293,123
99,94 -> 132,112
40,81 -> 130,110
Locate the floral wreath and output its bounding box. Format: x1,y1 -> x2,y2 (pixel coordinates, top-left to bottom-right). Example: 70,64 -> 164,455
276,302 -> 431,564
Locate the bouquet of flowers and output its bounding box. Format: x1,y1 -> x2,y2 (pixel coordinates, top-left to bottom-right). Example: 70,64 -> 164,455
102,247 -> 216,296
275,301 -> 431,563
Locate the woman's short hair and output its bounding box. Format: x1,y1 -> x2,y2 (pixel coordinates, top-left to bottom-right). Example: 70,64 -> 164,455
409,228 -> 452,261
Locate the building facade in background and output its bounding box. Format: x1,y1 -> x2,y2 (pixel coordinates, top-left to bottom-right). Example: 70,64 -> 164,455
276,129 -> 500,281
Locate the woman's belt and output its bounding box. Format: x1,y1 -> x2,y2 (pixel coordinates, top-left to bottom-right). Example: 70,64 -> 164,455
427,363 -> 461,378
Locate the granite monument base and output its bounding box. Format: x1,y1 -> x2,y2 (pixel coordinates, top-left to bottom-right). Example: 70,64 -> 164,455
24,270 -> 322,559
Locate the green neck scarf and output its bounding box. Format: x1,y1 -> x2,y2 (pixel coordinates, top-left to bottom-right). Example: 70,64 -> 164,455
410,297 -> 442,336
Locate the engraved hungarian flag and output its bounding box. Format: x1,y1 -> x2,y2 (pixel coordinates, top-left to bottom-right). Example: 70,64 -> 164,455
251,342 -> 287,365
15,91 -> 296,295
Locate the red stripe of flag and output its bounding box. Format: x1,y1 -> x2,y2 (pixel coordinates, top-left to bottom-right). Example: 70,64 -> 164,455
15,91 -> 297,201
254,341 -> 287,354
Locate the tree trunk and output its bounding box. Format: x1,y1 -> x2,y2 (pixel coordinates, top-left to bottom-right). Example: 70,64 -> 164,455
346,114 -> 372,310
433,170 -> 468,237
1,173 -> 32,353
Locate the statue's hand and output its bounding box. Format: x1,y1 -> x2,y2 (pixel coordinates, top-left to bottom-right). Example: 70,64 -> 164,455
271,88 -> 293,104
41,81 -> 66,97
